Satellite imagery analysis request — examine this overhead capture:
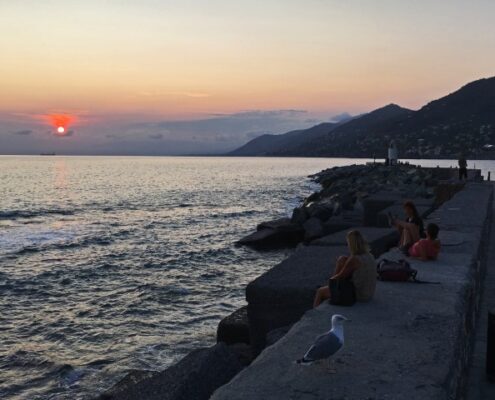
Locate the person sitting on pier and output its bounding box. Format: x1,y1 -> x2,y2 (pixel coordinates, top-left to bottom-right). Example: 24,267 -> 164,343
313,230 -> 376,308
389,200 -> 425,255
408,223 -> 441,261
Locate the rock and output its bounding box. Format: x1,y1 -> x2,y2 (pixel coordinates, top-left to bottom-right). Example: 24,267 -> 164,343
100,370 -> 157,399
256,217 -> 292,231
302,217 -> 324,241
305,201 -> 334,221
290,206 -> 308,225
237,220 -> 304,249
217,306 -> 250,345
98,343 -> 242,400
227,343 -> 254,367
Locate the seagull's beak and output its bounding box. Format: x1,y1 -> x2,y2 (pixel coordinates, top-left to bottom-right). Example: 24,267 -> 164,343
344,318 -> 352,322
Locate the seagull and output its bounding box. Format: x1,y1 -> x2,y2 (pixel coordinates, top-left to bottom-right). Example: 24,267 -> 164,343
296,314 -> 350,370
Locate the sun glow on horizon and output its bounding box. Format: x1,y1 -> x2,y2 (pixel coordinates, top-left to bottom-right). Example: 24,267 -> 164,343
57,126 -> 65,134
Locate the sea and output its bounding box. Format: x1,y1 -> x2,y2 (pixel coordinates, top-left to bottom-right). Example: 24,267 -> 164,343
1,156 -> 493,400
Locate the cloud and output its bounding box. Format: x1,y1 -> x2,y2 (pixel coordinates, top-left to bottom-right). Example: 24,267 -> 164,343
138,90 -> 211,98
12,129 -> 32,135
0,108 -> 325,155
330,112 -> 353,123
209,109 -> 307,118
53,129 -> 75,137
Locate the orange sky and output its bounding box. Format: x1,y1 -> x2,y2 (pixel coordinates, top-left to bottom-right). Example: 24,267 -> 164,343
1,1 -> 494,154
2,1 -> 495,117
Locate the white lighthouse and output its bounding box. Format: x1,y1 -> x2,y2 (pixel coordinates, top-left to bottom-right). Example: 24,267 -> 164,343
388,140 -> 398,166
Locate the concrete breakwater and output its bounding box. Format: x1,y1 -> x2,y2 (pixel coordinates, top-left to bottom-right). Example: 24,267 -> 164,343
98,164 -> 487,400
211,182 -> 493,399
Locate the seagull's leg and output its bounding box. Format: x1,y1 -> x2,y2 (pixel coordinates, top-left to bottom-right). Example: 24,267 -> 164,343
326,358 -> 337,374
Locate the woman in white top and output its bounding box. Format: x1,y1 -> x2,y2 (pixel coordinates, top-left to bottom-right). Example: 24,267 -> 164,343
313,230 -> 376,307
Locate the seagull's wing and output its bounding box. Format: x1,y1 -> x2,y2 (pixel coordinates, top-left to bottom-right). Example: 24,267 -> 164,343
302,331 -> 343,362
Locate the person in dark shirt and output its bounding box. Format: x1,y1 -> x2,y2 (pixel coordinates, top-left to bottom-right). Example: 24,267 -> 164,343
458,155 -> 468,180
389,201 -> 425,255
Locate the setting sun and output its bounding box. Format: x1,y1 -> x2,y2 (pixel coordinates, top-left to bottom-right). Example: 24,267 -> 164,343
57,126 -> 65,134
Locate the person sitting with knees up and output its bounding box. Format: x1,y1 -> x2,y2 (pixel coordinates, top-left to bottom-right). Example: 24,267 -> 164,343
408,223 -> 441,261
389,200 -> 425,256
313,230 -> 376,308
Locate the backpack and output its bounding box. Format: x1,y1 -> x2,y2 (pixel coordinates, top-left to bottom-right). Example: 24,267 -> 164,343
377,259 -> 417,282
328,278 -> 356,306
377,259 -> 440,284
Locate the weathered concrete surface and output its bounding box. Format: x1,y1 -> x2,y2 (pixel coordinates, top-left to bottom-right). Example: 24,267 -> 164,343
428,183 -> 493,230
466,186 -> 495,399
211,183 -> 493,400
246,246 -> 349,353
212,252 -> 480,400
363,193 -> 434,227
99,343 -> 242,400
310,226 -> 399,257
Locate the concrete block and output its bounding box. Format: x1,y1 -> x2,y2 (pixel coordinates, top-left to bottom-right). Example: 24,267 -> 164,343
99,343 -> 242,400
211,253 -> 477,400
310,226 -> 399,257
246,246 -> 349,353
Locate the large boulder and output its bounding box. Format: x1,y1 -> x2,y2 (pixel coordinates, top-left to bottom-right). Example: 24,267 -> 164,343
305,200 -> 334,220
302,217 -> 324,241
290,206 -> 308,225
237,218 -> 304,249
217,306 -> 250,345
98,343 -> 242,400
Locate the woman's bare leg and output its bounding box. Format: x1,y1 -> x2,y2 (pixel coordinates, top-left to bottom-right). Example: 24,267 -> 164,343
401,226 -> 419,246
313,286 -> 330,308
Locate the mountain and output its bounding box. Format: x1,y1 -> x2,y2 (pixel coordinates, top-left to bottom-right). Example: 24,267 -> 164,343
228,122 -> 337,156
229,76 -> 495,158
272,104 -> 412,157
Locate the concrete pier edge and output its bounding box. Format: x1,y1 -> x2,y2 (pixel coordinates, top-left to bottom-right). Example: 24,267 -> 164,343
211,182 -> 493,400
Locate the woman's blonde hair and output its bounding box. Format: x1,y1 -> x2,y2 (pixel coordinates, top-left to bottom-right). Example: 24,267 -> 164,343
346,230 -> 370,255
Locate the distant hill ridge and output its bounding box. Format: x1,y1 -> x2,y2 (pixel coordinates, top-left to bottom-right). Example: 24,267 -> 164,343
229,76 -> 495,158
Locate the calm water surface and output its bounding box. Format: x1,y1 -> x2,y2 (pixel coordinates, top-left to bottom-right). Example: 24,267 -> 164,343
1,156 -> 493,400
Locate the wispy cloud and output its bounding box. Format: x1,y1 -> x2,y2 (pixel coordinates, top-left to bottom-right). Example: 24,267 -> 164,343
137,90 -> 211,98
12,129 -> 32,135
0,109 -> 325,155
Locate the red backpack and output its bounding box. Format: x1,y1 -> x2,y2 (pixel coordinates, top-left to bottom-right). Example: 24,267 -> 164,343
377,259 -> 417,282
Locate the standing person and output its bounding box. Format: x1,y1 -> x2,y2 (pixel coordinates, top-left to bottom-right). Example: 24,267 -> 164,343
458,154 -> 468,180
389,201 -> 425,255
313,230 -> 376,307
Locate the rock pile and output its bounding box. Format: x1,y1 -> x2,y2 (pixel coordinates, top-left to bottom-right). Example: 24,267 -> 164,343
238,164 -> 436,248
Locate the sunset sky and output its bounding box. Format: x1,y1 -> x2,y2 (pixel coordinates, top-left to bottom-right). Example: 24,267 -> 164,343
1,0 -> 495,154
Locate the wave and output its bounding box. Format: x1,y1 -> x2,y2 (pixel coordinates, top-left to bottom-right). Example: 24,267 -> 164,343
0,209 -> 76,221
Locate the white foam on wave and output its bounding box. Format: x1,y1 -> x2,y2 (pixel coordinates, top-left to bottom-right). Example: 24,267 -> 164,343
0,222 -> 79,256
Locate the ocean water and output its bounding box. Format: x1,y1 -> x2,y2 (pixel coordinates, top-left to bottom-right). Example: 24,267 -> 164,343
1,156 -> 494,400
0,156 -> 366,400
